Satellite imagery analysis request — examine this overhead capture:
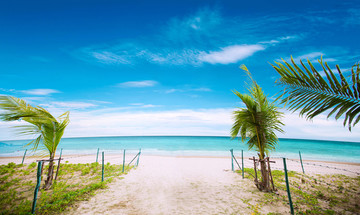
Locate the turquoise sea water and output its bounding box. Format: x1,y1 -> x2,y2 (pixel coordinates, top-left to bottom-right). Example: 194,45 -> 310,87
0,136 -> 359,163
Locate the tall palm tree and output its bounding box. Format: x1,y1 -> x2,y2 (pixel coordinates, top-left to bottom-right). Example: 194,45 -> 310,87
0,95 -> 70,190
231,66 -> 284,192
272,57 -> 360,131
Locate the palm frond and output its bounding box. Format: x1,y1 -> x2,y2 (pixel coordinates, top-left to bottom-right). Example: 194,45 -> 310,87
272,57 -> 360,131
0,95 -> 70,155
231,71 -> 284,158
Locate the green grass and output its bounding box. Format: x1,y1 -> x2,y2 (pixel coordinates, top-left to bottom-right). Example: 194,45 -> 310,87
236,168 -> 360,214
0,162 -> 132,214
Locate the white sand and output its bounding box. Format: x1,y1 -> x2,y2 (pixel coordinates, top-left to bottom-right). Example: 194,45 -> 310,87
1,154 -> 359,214
67,156 -> 264,215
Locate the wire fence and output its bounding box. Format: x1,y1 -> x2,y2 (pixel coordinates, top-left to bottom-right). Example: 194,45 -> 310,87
230,149 -> 360,214
24,148 -> 142,214
286,158 -> 360,176
3,148 -> 359,214
7,148 -> 143,166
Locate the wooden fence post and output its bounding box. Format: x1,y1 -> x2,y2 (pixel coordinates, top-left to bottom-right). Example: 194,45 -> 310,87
253,156 -> 258,183
54,148 -> 63,181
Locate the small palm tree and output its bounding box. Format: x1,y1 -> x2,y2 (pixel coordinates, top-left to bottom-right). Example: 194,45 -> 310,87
231,66 -> 284,192
272,57 -> 360,131
0,95 -> 70,190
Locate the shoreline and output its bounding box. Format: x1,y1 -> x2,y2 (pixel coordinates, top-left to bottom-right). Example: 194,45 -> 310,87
1,154 -> 359,166
1,154 -> 359,177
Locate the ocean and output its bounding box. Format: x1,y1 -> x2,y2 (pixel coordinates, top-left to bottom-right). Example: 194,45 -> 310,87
0,136 -> 359,163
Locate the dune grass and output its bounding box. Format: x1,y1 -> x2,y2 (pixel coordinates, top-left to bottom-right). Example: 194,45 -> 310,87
0,162 -> 132,214
236,168 -> 360,214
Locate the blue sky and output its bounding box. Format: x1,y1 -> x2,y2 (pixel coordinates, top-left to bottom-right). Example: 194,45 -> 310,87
1,0 -> 360,141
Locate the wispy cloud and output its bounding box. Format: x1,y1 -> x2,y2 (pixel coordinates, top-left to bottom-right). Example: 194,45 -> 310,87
163,87 -> 212,94
163,7 -> 221,43
117,80 -> 158,88
345,8 -> 360,26
1,105 -> 359,142
129,103 -> 161,108
140,49 -> 203,66
62,108 -> 234,138
73,8 -> 302,67
92,51 -> 131,64
20,89 -> 60,96
83,43 -> 266,66
41,101 -> 98,109
72,6 -> 358,68
0,88 -> 15,93
22,97 -> 48,102
278,52 -> 337,63
280,111 -> 360,142
259,35 -> 300,45
3,107 -> 359,142
198,45 -> 265,64
1,88 -> 60,96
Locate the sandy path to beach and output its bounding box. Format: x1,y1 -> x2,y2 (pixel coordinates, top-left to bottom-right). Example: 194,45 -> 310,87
1,155 -> 359,214
67,156 -> 271,215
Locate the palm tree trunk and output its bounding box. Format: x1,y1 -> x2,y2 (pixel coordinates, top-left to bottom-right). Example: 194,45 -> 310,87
44,153 -> 55,190
259,159 -> 271,192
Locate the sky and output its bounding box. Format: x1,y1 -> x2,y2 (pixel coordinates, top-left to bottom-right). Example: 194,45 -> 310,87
0,0 -> 360,141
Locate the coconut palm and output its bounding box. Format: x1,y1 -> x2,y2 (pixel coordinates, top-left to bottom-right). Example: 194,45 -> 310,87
272,57 -> 360,131
231,66 -> 284,192
0,95 -> 69,190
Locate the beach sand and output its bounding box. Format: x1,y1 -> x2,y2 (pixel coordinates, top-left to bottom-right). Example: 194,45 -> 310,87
1,155 -> 359,214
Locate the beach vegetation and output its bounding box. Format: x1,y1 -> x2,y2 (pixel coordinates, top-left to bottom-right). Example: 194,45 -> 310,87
272,57 -> 360,131
231,65 -> 284,192
236,168 -> 360,214
0,162 -> 132,214
0,95 -> 70,190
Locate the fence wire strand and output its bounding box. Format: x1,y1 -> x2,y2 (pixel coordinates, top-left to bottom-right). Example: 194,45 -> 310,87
231,150 -> 360,214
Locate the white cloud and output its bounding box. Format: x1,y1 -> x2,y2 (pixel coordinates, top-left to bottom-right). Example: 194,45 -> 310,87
41,101 -> 97,109
279,52 -> 337,63
0,107 -> 359,142
86,100 -> 112,104
92,51 -> 131,64
22,97 -> 48,102
75,8 -> 290,67
164,89 -> 179,94
163,87 -> 212,94
278,111 -> 360,142
64,108 -> 233,138
117,80 -> 158,88
164,8 -> 221,42
259,40 -> 280,45
259,35 -> 299,45
198,45 -> 265,64
140,49 -> 204,66
20,89 -> 60,96
0,88 -> 15,93
129,103 -> 161,108
194,87 -> 212,92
